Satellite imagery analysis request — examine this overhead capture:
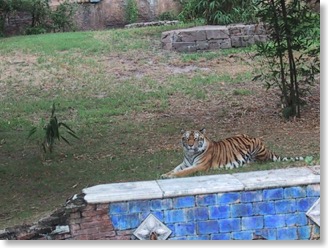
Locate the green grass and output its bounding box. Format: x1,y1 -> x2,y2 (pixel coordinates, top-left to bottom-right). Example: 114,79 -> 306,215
0,25 -> 319,229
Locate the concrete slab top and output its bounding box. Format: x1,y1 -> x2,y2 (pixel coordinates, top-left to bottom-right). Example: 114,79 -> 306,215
82,166 -> 320,203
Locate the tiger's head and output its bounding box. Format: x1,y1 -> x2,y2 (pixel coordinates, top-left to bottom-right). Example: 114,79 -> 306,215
181,128 -> 207,154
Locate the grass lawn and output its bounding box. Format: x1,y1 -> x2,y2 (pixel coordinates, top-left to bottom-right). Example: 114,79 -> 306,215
0,24 -> 320,229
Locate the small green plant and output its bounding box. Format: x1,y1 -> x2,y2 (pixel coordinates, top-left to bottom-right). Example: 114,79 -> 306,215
158,11 -> 177,21
125,0 -> 138,24
28,103 -> 79,153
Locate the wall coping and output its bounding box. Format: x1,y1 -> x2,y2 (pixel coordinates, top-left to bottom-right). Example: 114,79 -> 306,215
82,166 -> 320,204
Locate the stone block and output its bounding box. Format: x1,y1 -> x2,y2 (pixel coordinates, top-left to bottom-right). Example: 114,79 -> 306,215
187,235 -> 209,240
196,194 -> 217,206
211,233 -> 231,240
242,216 -> 264,230
173,196 -> 195,209
205,27 -> 229,39
263,188 -> 284,200
179,30 -> 206,42
217,192 -> 240,204
277,227 -> 298,240
196,41 -> 209,50
254,229 -> 277,240
194,207 -> 209,221
241,191 -> 263,202
174,223 -> 195,236
197,220 -> 219,234
264,214 -> 285,228
172,42 -> 197,53
228,24 -> 247,36
231,203 -> 253,217
219,218 -> 241,233
253,202 -> 276,215
275,199 -> 296,214
208,205 -> 230,219
254,35 -> 268,43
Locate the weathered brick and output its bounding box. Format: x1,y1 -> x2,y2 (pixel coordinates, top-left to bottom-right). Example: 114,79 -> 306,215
110,213 -> 140,230
277,227 -> 298,240
298,226 -> 311,240
296,197 -> 318,212
70,224 -> 81,233
219,218 -> 240,233
209,205 -> 230,219
217,192 -> 240,204
306,184 -> 320,197
275,199 -> 296,214
264,214 -> 285,228
241,191 -> 262,202
242,216 -> 263,230
254,229 -> 277,240
232,231 -> 253,240
81,210 -> 98,218
194,207 -> 209,221
253,202 -> 276,215
128,200 -> 150,213
187,235 -> 209,240
231,203 -> 253,217
109,202 -> 128,214
211,233 -> 230,240
173,196 -> 195,209
150,198 -> 172,210
284,186 -> 306,198
263,188 -> 284,200
174,223 -> 195,236
196,194 -> 217,206
164,209 -> 194,223
70,212 -> 82,219
285,213 -> 308,226
197,220 -> 219,234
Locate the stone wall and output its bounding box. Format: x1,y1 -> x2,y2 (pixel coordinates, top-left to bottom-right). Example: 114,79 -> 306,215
162,24 -> 268,52
0,166 -> 320,240
2,0 -> 181,36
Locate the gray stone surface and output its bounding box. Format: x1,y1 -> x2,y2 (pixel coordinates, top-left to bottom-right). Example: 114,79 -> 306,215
157,174 -> 244,197
233,167 -> 320,190
83,181 -> 163,203
82,167 -> 320,203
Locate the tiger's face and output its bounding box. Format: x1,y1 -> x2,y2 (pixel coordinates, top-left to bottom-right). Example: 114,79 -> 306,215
181,129 -> 207,154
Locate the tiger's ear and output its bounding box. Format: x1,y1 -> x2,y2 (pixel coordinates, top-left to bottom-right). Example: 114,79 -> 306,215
199,128 -> 206,134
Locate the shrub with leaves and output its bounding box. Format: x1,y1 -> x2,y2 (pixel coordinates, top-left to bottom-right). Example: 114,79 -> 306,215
28,103 -> 79,153
125,0 -> 138,24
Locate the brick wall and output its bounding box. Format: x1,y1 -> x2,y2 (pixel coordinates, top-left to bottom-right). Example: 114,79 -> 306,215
0,167 -> 320,240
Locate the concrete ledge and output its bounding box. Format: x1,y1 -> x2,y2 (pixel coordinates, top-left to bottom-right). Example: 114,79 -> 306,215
82,166 -> 320,204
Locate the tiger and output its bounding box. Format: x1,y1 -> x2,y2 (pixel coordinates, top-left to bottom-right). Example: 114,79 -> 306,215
160,128 -> 304,179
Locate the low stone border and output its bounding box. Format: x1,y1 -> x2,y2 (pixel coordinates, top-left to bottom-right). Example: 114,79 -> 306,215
125,20 -> 179,28
161,24 -> 268,52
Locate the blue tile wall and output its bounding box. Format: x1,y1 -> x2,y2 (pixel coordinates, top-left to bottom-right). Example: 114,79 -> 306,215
108,184 -> 320,240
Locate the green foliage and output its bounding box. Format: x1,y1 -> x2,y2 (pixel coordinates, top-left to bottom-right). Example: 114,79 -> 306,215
125,0 -> 138,24
178,0 -> 258,25
254,0 -> 320,119
157,11 -> 177,21
50,0 -> 77,32
28,103 -> 79,153
0,0 -> 77,36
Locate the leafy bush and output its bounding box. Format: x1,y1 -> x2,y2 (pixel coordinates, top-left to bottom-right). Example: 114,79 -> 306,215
158,11 -> 177,21
51,0 -> 77,32
125,0 -> 138,24
254,0 -> 320,119
178,0 -> 258,25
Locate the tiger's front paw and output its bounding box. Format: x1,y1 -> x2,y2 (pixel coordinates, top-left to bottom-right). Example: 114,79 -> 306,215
160,173 -> 175,179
